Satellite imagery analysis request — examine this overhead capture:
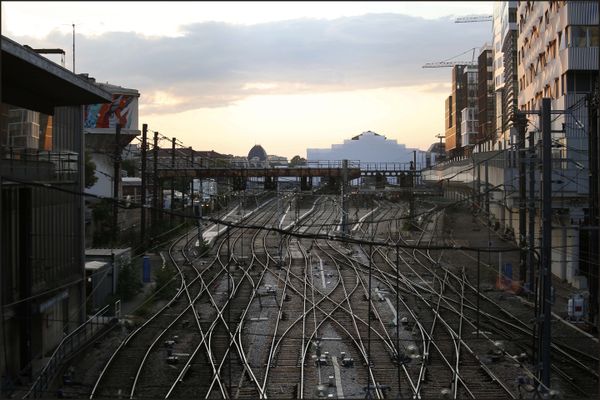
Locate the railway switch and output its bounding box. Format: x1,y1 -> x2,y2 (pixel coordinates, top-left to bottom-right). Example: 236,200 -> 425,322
341,357 -> 354,367
315,384 -> 328,397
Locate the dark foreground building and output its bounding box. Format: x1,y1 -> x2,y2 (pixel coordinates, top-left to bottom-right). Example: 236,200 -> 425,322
0,36 -> 111,383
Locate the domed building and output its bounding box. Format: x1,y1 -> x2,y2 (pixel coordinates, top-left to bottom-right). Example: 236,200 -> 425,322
247,144 -> 268,167
248,144 -> 267,162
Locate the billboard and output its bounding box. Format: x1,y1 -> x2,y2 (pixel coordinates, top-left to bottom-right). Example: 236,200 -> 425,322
84,94 -> 138,130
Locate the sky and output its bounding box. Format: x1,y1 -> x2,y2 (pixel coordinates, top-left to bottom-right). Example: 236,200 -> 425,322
1,1 -> 493,159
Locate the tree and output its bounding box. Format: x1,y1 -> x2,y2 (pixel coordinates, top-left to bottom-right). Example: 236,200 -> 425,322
154,263 -> 177,299
289,155 -> 306,167
84,151 -> 98,188
91,199 -> 113,247
116,261 -> 142,301
121,158 -> 138,177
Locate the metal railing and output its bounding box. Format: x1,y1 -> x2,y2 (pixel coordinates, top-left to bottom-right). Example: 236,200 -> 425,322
1,146 -> 79,182
154,158 -> 362,170
23,304 -> 116,398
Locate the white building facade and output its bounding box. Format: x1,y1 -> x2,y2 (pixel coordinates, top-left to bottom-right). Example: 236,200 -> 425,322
307,131 -> 426,168
307,131 -> 427,185
517,0 -> 597,282
492,1 -> 518,150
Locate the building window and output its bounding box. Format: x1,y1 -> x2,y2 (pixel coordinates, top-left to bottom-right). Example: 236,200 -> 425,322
568,26 -> 600,48
558,31 -> 562,48
591,27 -> 600,47
540,52 -> 547,67
554,78 -> 559,99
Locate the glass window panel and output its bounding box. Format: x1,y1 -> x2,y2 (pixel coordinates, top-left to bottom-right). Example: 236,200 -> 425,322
589,26 -> 600,47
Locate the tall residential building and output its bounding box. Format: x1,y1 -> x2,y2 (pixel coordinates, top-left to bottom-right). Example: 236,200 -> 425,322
493,1 -> 518,149
477,44 -> 496,151
1,36 -> 111,380
445,65 -> 466,156
517,0 -> 598,282
445,65 -> 478,157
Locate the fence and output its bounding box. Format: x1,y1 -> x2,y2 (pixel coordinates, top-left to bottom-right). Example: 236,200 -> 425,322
23,304 -> 116,398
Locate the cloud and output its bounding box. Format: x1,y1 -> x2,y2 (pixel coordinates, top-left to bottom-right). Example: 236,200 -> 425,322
10,13 -> 489,113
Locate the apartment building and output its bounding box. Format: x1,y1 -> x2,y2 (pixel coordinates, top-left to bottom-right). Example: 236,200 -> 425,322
445,65 -> 478,157
477,44 -> 496,152
493,1 -> 518,149
516,0 -> 598,283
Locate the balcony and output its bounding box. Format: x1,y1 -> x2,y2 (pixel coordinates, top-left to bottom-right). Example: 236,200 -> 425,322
0,147 -> 79,182
560,47 -> 599,71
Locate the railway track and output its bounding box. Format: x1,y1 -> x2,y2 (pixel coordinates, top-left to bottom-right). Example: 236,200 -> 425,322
81,191 -> 597,400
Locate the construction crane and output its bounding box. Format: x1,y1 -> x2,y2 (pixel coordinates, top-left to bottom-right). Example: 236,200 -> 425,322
455,15 -> 493,23
422,47 -> 477,68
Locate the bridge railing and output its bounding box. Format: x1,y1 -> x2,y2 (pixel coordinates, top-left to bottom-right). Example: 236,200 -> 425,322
301,160 -> 360,169
360,162 -> 415,172
155,159 -> 363,170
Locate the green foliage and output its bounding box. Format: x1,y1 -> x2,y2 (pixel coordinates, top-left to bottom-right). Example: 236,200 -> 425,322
154,263 -> 177,300
91,199 -> 114,247
133,300 -> 152,318
84,151 -> 98,188
289,155 -> 306,167
121,159 -> 138,177
116,261 -> 142,301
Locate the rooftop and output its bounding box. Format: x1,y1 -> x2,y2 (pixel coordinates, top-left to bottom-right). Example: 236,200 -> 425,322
1,35 -> 112,114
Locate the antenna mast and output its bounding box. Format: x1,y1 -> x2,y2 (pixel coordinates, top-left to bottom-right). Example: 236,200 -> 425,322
72,23 -> 75,73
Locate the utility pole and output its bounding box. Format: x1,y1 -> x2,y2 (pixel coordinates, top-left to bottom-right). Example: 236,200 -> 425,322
413,150 -> 417,186
592,79 -> 600,397
539,98 -> 552,389
484,160 -> 489,218
72,24 -> 75,73
113,124 -> 121,243
477,161 -> 481,213
277,180 -> 282,266
516,112 -> 528,287
409,152 -> 416,225
152,131 -> 159,227
528,129 -> 537,294
140,123 -> 147,248
190,147 -> 196,236
171,137 -> 176,226
587,85 -> 599,325
341,159 -> 348,235
472,158 -> 477,211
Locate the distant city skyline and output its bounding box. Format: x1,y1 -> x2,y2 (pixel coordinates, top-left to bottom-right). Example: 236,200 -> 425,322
1,1 -> 493,159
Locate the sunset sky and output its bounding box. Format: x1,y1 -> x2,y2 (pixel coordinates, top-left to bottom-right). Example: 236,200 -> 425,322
1,1 -> 492,159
